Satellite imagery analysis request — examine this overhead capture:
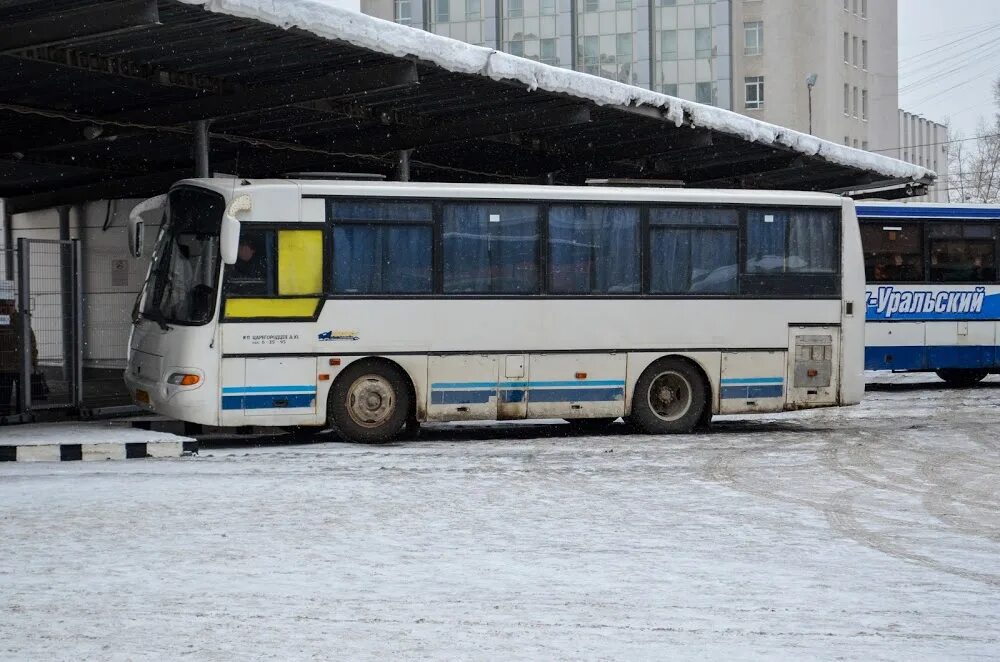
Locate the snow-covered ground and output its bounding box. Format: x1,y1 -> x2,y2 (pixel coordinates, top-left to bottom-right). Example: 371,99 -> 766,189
2,376 -> 999,660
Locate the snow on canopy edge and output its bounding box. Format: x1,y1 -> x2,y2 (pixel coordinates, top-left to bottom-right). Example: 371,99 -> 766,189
178,0 -> 934,182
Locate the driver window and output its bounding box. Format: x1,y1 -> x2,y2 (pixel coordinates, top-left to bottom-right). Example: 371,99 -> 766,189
227,229 -> 275,296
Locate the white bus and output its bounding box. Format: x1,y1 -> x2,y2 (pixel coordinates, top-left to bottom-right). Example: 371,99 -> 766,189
858,201 -> 1000,386
125,179 -> 865,443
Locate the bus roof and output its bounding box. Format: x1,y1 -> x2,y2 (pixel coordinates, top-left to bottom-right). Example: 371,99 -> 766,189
178,178 -> 847,208
856,201 -> 1000,220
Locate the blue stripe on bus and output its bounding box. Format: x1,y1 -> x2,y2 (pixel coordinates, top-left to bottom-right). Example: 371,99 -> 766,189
430,385 -> 625,405
865,345 -> 1000,371
721,385 -> 784,399
222,394 -> 316,410
857,206 -> 1000,220
222,385 -> 316,394
432,379 -> 626,389
720,377 -> 784,385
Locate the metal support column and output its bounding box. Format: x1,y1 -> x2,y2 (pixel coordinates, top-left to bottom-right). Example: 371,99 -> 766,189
16,237 -> 31,415
396,149 -> 412,182
1,197 -> 11,280
72,239 -> 83,407
194,120 -> 210,178
58,206 -> 75,396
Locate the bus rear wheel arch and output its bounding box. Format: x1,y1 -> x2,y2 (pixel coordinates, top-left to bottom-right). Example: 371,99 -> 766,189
628,356 -> 710,434
327,358 -> 414,443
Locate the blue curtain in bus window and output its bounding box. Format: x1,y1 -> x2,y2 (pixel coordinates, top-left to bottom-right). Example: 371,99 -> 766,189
330,200 -> 432,223
650,229 -> 736,293
549,205 -> 640,293
745,210 -> 788,273
333,226 -> 431,293
442,204 -> 538,293
787,210 -> 837,273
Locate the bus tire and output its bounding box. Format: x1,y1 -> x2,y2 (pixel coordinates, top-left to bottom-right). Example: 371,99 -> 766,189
935,368 -> 988,387
629,358 -> 707,434
328,360 -> 411,444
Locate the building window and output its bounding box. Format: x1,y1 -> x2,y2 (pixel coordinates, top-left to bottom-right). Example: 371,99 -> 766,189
581,35 -> 599,75
583,0 -> 598,11
507,39 -> 524,57
853,36 -> 859,66
508,0 -> 523,17
540,38 -> 558,65
466,0 -> 480,19
744,21 -> 763,56
695,28 -> 713,59
852,0 -> 858,14
844,136 -> 850,146
843,84 -> 850,114
663,83 -> 678,96
745,76 -> 764,109
616,0 -> 632,8
853,138 -> 859,148
540,0 -> 556,14
862,40 -> 868,70
862,89 -> 868,121
394,0 -> 413,25
852,86 -> 858,117
660,0 -> 676,4
696,82 -> 714,105
660,30 -> 678,60
861,0 -> 868,17
435,0 -> 450,22
843,32 -> 849,62
862,140 -> 869,150
843,0 -> 849,10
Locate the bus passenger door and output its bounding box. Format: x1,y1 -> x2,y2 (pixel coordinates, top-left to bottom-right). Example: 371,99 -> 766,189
426,355 -> 499,421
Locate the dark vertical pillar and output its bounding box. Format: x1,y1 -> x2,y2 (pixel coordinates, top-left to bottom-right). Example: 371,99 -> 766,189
1,198 -> 11,280
16,238 -> 30,414
570,0 -> 578,70
396,149 -> 412,182
194,120 -> 210,178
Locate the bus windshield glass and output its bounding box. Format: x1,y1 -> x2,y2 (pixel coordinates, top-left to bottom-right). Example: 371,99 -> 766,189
142,187 -> 224,326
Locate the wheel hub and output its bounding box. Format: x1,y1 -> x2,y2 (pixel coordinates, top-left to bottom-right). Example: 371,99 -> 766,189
648,371 -> 692,422
347,375 -> 395,428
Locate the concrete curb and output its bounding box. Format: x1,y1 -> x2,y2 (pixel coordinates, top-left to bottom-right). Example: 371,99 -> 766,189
0,440 -> 198,463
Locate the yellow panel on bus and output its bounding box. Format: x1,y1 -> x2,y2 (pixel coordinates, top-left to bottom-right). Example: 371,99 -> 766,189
278,229 -> 323,295
225,297 -> 320,319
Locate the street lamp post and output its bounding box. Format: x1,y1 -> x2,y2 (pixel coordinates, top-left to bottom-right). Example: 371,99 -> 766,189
805,73 -> 818,135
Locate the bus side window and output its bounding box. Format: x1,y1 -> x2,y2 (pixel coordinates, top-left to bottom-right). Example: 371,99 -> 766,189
859,222 -> 923,282
228,229 -> 275,296
928,223 -> 997,283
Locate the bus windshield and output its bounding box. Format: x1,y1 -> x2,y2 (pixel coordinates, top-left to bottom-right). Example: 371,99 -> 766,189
142,187 -> 224,326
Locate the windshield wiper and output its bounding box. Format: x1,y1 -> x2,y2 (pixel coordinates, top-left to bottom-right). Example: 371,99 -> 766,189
144,308 -> 172,332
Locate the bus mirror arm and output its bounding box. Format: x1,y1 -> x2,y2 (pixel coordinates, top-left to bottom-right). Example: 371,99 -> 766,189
221,194 -> 251,265
127,193 -> 167,258
220,213 -> 241,265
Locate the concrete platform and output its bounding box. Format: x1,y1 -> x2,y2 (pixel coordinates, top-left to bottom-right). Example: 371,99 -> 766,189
0,422 -> 196,462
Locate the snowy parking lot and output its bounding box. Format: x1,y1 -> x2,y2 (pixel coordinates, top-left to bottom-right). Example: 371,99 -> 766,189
2,374 -> 999,660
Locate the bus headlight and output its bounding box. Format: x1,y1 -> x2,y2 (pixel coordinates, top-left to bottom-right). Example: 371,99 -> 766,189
167,373 -> 201,386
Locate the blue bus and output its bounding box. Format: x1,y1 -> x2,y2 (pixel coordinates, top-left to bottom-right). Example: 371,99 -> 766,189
858,202 -> 1000,386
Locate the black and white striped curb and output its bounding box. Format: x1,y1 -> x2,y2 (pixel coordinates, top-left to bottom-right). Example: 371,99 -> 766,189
0,440 -> 198,462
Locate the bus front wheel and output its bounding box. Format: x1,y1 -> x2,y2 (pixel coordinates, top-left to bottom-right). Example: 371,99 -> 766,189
328,360 -> 411,444
628,358 -> 707,434
935,368 -> 989,387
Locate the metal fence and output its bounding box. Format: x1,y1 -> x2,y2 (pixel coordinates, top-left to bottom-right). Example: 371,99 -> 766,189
1,237 -> 139,424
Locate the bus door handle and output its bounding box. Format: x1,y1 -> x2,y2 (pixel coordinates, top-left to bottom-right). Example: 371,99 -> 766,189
273,399 -> 289,408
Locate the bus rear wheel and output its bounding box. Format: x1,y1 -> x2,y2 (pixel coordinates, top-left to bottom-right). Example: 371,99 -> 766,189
328,361 -> 411,444
935,368 -> 989,387
628,358 -> 707,434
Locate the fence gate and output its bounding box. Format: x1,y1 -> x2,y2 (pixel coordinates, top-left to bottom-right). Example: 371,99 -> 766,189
5,239 -> 83,421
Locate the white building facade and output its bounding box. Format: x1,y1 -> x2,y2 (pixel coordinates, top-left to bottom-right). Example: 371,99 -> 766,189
896,110 -> 949,202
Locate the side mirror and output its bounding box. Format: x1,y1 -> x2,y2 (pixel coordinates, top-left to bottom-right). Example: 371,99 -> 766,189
127,194 -> 167,258
220,194 -> 251,265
